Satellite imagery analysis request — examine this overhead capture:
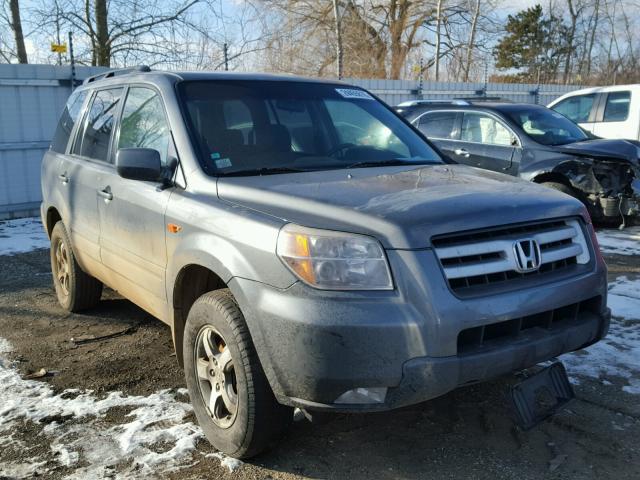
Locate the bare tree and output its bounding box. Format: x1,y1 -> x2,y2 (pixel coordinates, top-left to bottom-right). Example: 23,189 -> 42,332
462,0 -> 481,81
4,0 -> 28,63
433,0 -> 444,80
332,0 -> 344,78
562,0 -> 583,83
259,1 -> 436,79
52,0 -> 201,67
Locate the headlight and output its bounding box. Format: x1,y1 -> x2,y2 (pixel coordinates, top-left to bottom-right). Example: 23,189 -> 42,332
276,224 -> 393,290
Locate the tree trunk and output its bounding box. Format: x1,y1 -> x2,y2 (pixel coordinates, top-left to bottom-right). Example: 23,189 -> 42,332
562,0 -> 578,84
463,0 -> 480,82
434,0 -> 444,81
332,0 -> 343,79
94,0 -> 111,66
586,0 -> 599,78
9,0 -> 28,64
344,2 -> 387,78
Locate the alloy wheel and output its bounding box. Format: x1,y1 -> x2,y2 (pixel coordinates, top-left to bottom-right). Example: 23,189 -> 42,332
194,326 -> 238,428
54,239 -> 70,296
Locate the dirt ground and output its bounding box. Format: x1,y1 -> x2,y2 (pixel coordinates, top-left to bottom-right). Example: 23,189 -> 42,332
0,245 -> 639,479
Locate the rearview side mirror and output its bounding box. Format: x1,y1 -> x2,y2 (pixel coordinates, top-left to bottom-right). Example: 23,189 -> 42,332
116,148 -> 162,182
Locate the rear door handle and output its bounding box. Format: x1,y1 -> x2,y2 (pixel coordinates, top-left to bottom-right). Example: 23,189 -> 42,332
98,188 -> 113,201
454,148 -> 470,158
58,173 -> 69,184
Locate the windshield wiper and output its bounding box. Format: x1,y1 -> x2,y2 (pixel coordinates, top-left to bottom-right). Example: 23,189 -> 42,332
346,159 -> 438,169
219,166 -> 309,177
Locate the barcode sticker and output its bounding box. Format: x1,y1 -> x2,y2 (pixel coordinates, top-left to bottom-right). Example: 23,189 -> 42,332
335,88 -> 374,100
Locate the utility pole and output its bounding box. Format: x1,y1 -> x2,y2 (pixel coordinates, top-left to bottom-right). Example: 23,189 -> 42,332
483,62 -> 488,97
434,0 -> 444,81
223,43 -> 229,71
418,57 -> 424,96
332,0 -> 343,80
55,11 -> 62,65
68,31 -> 76,89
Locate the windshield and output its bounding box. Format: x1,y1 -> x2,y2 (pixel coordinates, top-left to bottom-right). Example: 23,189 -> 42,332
178,80 -> 442,176
504,107 -> 589,146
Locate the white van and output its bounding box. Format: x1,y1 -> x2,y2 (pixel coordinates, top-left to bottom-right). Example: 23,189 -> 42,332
548,85 -> 640,140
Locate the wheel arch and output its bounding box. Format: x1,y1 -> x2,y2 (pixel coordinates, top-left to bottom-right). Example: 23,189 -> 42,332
45,206 -> 63,238
531,171 -> 573,187
171,263 -> 228,367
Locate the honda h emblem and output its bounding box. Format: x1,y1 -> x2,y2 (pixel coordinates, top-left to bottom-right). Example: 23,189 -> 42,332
513,239 -> 541,273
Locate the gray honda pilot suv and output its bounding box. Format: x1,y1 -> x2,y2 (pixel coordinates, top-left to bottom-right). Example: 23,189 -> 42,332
41,67 -> 610,458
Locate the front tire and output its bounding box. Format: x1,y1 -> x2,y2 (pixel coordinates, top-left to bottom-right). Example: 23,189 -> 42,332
183,289 -> 292,459
50,221 -> 102,312
541,181 -> 577,198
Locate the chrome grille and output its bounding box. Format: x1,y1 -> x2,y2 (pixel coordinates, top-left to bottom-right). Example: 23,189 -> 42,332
433,219 -> 590,294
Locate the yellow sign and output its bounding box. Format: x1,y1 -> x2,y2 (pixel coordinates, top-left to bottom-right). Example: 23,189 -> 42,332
51,43 -> 67,54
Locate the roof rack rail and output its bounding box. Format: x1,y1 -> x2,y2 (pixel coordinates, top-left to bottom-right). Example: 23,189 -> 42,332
396,99 -> 470,107
452,96 -> 512,103
83,65 -> 151,85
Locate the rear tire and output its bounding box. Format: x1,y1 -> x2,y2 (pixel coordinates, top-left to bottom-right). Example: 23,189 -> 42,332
50,221 -> 103,312
183,289 -> 292,459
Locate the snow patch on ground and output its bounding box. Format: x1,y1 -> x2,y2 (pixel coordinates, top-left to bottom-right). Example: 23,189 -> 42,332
0,339 -> 243,478
0,459 -> 48,479
0,217 -> 49,255
596,226 -> 640,256
562,275 -> 640,394
205,452 -> 245,473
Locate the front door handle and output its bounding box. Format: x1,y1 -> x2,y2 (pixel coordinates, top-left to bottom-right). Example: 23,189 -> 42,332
454,148 -> 470,158
58,173 -> 69,184
98,188 -> 113,201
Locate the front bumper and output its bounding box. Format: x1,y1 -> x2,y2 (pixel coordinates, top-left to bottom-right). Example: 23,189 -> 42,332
287,308 -> 609,413
229,248 -> 609,413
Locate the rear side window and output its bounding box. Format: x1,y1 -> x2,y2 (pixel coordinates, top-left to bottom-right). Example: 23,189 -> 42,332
603,91 -> 630,122
51,90 -> 87,153
460,112 -> 513,146
551,94 -> 595,123
73,88 -> 123,162
118,87 -> 171,165
417,111 -> 458,139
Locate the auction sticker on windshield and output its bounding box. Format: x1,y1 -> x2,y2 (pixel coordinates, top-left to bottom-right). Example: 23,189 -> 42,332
335,88 -> 374,100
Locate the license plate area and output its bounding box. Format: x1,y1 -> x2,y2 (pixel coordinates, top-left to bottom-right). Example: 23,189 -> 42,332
510,362 -> 574,430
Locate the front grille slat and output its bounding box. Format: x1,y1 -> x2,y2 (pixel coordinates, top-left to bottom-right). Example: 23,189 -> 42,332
444,258 -> 513,279
540,244 -> 583,264
433,218 -> 591,296
532,225 -> 577,244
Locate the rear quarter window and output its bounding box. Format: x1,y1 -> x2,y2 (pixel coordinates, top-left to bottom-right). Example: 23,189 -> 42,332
72,88 -> 124,162
603,91 -> 631,122
50,90 -> 88,154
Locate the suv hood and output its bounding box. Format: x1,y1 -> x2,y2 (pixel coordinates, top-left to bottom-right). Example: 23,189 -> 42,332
555,139 -> 640,165
217,165 -> 585,249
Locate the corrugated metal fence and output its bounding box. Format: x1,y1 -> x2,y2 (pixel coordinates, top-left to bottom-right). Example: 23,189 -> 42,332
0,64 -> 582,219
0,64 -> 107,219
348,78 -> 581,107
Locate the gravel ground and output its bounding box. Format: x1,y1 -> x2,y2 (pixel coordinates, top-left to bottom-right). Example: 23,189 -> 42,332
0,222 -> 639,480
